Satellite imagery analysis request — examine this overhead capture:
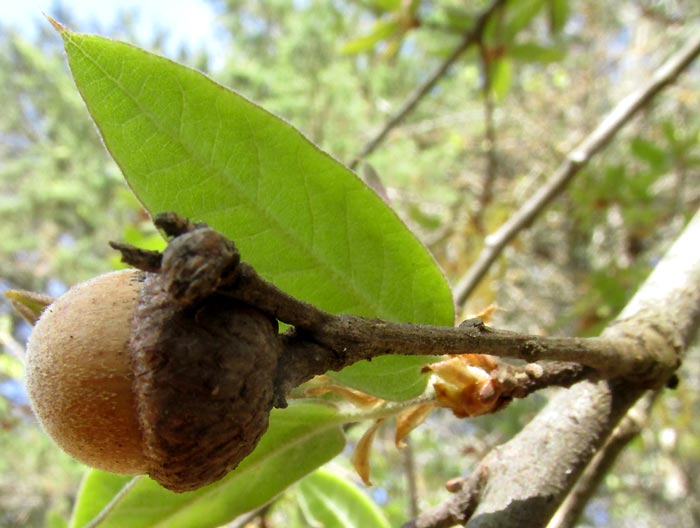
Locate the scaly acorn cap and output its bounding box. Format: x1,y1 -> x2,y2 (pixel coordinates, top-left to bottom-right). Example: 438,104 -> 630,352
130,271 -> 282,492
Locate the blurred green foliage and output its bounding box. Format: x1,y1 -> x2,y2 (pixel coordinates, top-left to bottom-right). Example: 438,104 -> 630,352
1,0 -> 699,526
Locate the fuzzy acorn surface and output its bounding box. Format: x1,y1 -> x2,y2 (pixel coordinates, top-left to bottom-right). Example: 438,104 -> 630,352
26,269 -> 147,474
25,267 -> 283,492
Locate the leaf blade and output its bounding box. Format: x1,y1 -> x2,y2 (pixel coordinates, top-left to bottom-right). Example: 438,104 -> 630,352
60,30 -> 454,399
297,468 -> 391,528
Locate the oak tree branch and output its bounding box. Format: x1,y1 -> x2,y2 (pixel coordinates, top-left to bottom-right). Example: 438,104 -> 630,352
408,209 -> 700,528
115,210 -> 690,409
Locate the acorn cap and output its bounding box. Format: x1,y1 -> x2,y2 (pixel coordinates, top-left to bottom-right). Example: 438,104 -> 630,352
129,273 -> 282,492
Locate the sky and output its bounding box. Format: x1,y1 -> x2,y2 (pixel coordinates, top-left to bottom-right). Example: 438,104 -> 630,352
4,0 -> 229,67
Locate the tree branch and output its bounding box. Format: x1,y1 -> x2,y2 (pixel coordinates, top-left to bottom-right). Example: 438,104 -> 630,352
453,32 -> 700,306
115,212 -> 687,404
348,0 -> 507,170
110,204 -> 699,527
402,467 -> 489,528
473,43 -> 499,232
407,209 -> 700,528
547,392 -> 659,528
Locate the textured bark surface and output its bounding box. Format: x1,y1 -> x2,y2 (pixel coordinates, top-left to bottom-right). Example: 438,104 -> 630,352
464,211 -> 700,528
129,274 -> 281,492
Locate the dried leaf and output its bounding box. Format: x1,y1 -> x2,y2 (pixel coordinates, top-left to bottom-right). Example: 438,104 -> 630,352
464,354 -> 499,371
395,403 -> 435,448
424,355 -> 506,418
351,419 -> 385,486
424,356 -> 492,387
304,382 -> 382,408
471,304 -> 498,323
4,290 -> 54,326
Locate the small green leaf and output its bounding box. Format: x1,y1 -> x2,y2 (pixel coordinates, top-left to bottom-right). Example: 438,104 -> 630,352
442,7 -> 474,32
58,29 -> 455,400
490,58 -> 513,101
297,468 -> 390,528
4,289 -> 54,325
504,0 -> 547,40
630,137 -> 668,171
549,0 -> 570,33
341,19 -> 400,54
370,0 -> 401,12
510,43 -> 565,63
70,403 -> 346,528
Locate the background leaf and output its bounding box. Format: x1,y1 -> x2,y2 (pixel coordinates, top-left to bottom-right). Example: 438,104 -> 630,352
297,468 -> 391,528
504,0 -> 547,39
491,58 -> 513,101
70,472 -> 133,528
59,29 -> 454,401
341,19 -> 399,54
510,43 -> 565,63
70,403 -> 346,528
548,0 -> 570,33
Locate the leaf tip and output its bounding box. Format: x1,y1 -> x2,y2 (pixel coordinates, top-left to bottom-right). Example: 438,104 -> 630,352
44,14 -> 67,34
4,289 -> 54,326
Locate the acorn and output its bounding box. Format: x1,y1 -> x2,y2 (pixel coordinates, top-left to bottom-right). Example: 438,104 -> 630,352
26,270 -> 147,475
25,227 -> 283,492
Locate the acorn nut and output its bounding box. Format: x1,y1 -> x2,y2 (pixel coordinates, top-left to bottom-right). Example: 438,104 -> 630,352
26,267 -> 282,492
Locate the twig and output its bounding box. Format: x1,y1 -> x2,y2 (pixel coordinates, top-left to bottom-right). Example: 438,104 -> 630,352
453,32 -> 700,306
401,466 -> 488,528
115,218 -> 680,395
348,0 -> 507,170
286,314 -> 676,388
495,361 -> 591,399
403,438 -> 421,519
473,43 -> 500,231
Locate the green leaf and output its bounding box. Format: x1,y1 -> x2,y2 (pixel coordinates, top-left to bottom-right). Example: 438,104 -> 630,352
58,29 -> 455,400
341,19 -> 400,54
70,471 -> 133,528
70,403 -> 346,528
4,289 -> 54,326
504,0 -> 547,40
46,511 -> 70,528
510,43 -> 565,63
491,58 -> 513,101
548,0 -> 570,34
369,0 -> 401,12
442,7 -> 474,32
297,468 -> 390,528
630,137 -> 668,171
